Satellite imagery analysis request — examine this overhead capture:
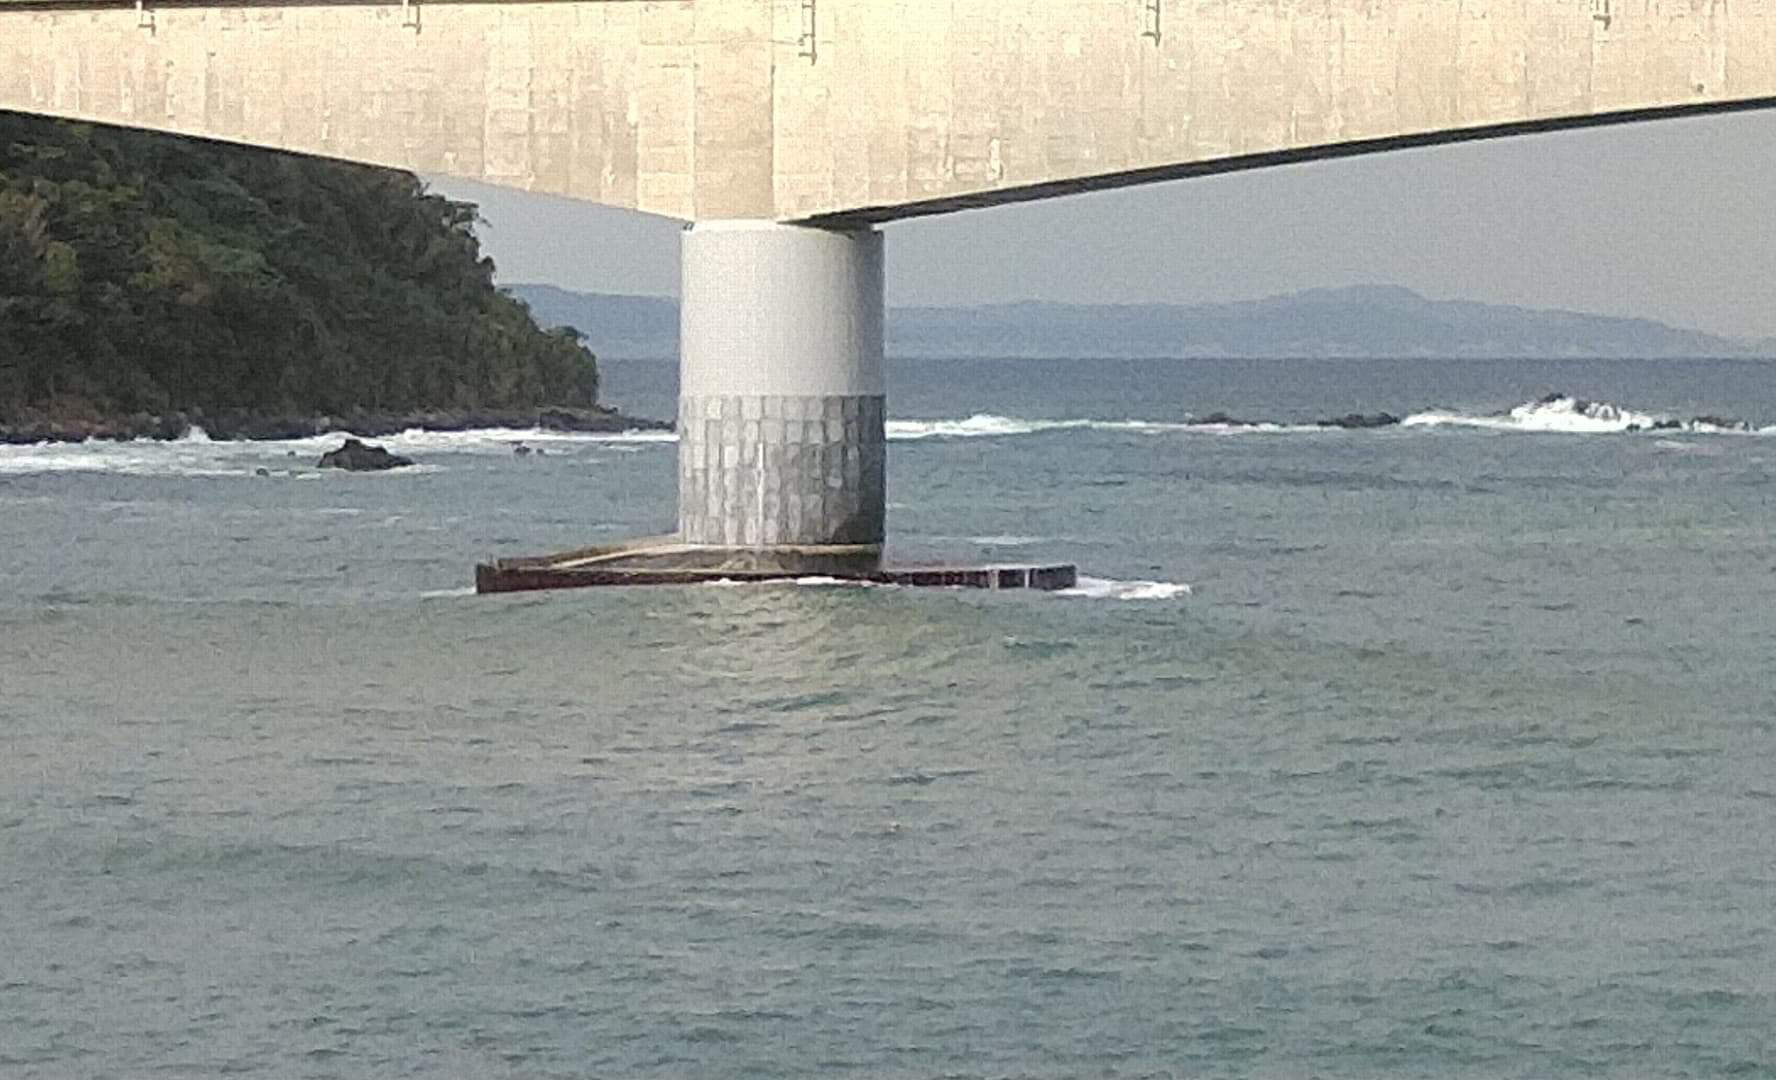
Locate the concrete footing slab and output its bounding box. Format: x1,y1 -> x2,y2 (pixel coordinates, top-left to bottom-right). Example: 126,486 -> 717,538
473,538 -> 1077,594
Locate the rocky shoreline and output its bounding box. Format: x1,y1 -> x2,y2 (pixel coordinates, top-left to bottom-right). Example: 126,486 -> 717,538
0,405 -> 671,445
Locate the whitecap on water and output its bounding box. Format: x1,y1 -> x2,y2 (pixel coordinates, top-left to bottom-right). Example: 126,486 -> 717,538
1403,396 -> 1760,436
0,436 -> 250,477
0,423 -> 671,477
278,426 -> 676,454
885,414 -> 1320,440
699,576 -> 874,589
1058,576 -> 1192,601
887,414 -> 1071,440
8,397 -> 1763,480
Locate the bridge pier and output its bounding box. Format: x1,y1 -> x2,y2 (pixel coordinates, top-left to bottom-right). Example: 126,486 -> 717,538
473,220 -> 1079,592
676,221 -> 886,568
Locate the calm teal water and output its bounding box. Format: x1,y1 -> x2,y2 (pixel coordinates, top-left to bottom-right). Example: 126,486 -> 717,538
3,357 -> 1775,1078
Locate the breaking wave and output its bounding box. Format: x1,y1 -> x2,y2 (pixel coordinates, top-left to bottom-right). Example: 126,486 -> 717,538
1059,576 -> 1193,601
5,395 -> 1771,477
891,400 -> 1776,440
1403,395 -> 1770,435
279,427 -> 677,452
885,414 -> 1323,439
699,575 -> 880,589
0,425 -> 674,476
0,426 -> 256,477
696,574 -> 1188,599
967,535 -> 1050,547
888,398 -> 1776,441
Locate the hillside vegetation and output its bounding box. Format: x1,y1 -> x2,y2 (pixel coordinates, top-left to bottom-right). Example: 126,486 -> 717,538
0,113 -> 608,438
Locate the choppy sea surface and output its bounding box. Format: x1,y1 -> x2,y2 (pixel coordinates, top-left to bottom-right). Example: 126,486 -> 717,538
3,356 -> 1775,1078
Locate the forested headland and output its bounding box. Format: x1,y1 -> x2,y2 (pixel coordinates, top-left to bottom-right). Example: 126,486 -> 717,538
0,112 -> 659,442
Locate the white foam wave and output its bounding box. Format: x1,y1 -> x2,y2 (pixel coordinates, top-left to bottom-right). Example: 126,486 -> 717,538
0,440 -> 247,477
968,535 -> 1049,547
701,576 -> 874,589
885,414 -> 1319,440
275,426 -> 676,453
0,424 -> 673,477
1181,422 -> 1326,435
7,397 -> 1767,479
1058,576 -> 1192,601
887,415 -> 1083,440
1403,396 -> 1760,436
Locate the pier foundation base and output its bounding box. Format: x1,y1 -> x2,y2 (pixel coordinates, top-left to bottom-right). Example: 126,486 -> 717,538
474,539 -> 1078,593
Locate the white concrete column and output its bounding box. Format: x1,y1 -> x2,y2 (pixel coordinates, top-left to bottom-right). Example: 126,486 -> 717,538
678,221 -> 886,548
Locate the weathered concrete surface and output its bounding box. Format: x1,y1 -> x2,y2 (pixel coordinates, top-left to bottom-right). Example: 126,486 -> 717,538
4,0 -> 1776,221
782,0 -> 1776,221
0,0 -> 772,220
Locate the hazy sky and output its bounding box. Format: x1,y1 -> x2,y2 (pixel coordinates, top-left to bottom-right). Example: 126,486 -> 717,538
428,109 -> 1776,339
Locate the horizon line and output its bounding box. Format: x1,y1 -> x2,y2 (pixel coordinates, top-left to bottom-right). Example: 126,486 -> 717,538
500,281 -> 1768,344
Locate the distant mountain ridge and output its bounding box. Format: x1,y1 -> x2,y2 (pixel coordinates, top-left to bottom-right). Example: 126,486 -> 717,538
506,282 -> 1774,361
506,285 -> 679,359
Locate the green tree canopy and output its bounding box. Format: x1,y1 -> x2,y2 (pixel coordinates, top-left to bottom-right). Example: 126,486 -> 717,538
0,113 -> 599,426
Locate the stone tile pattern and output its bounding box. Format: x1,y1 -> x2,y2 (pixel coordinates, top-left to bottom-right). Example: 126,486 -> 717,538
679,394 -> 886,547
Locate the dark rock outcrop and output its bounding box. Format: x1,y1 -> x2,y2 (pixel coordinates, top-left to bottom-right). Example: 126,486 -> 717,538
1187,410 -> 1401,429
1321,412 -> 1401,429
317,438 -> 414,471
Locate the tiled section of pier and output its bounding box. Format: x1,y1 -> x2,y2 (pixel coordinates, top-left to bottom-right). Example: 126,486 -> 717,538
678,394 -> 886,547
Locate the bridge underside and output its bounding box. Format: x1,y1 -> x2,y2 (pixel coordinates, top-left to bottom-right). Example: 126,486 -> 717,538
802,96 -> 1776,226
6,0 -> 1776,223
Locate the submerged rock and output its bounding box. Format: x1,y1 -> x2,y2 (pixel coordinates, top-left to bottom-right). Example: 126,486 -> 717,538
317,438 -> 414,471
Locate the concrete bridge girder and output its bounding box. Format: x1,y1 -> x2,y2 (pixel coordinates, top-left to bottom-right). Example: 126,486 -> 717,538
3,0 -> 1776,224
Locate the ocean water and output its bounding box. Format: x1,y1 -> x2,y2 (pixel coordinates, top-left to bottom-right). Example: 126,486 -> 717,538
3,356 -> 1775,1078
